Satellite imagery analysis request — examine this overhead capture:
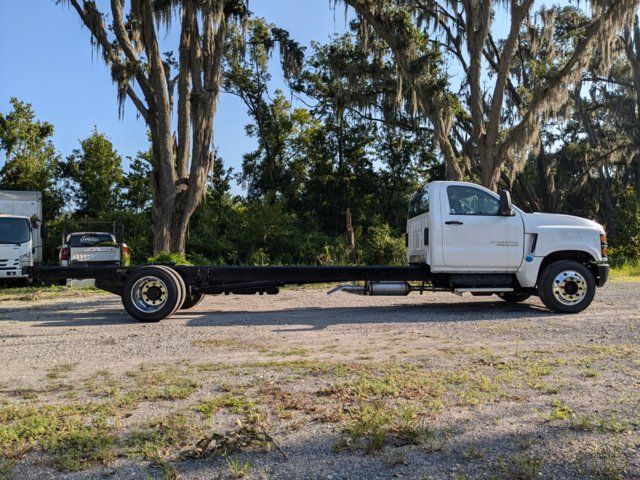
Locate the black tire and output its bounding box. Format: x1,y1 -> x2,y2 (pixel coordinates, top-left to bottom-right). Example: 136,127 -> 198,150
497,292 -> 532,303
154,265 -> 186,317
181,292 -> 205,310
538,260 -> 596,313
121,266 -> 183,322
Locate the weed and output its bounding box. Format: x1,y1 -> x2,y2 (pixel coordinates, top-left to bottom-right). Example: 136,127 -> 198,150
191,338 -> 267,351
571,414 -> 629,434
346,402 -> 390,452
0,459 -> 14,480
462,446 -> 485,460
150,460 -> 179,480
126,413 -> 202,461
47,417 -> 116,471
576,442 -> 627,480
534,399 -> 572,421
0,403 -> 117,471
381,446 -> 410,467
268,347 -> 308,357
583,368 -> 600,378
46,363 -> 76,380
195,394 -> 258,418
125,368 -> 201,401
226,456 -> 252,478
500,452 -> 544,480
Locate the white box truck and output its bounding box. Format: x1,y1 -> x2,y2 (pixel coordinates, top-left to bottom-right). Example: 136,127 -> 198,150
0,190 -> 44,281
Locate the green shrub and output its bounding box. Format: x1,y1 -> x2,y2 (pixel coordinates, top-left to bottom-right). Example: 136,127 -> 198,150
147,252 -> 192,266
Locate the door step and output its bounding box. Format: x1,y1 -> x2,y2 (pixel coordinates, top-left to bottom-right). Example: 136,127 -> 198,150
454,287 -> 513,296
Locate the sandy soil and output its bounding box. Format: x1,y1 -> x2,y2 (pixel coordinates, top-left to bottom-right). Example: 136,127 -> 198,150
0,283 -> 638,479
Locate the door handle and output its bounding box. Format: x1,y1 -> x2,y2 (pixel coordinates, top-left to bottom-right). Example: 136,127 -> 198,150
445,221 -> 464,225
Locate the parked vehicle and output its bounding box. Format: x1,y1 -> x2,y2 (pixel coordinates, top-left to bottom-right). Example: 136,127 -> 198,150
31,181 -> 609,322
59,232 -> 129,267
0,191 -> 45,281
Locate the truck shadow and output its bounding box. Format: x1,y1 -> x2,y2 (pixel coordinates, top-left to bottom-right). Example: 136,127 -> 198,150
179,300 -> 551,331
0,298 -> 131,327
0,296 -> 552,329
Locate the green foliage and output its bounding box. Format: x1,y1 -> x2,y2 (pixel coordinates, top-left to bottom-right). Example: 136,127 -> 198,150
60,128 -> 123,219
148,252 -> 192,266
0,98 -> 63,219
362,224 -> 406,265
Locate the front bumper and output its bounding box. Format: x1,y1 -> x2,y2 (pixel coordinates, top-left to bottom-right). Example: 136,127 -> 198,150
595,263 -> 610,287
0,268 -> 28,279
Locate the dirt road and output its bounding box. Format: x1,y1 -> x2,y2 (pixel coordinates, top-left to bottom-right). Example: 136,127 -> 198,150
0,284 -> 638,479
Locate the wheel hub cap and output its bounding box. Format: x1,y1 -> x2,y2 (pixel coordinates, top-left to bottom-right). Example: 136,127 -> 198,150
131,276 -> 168,313
552,270 -> 587,306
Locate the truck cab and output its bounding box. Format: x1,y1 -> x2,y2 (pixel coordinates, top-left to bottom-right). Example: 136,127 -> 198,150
0,191 -> 44,281
407,181 -> 609,312
0,215 -> 36,280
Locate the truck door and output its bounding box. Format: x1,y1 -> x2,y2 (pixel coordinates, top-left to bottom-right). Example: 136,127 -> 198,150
407,185 -> 430,264
440,185 -> 524,269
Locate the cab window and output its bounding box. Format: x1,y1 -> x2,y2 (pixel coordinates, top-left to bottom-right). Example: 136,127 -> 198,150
447,186 -> 499,216
409,185 -> 429,218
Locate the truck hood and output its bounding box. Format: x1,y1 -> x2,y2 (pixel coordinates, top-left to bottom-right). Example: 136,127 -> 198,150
522,212 -> 605,233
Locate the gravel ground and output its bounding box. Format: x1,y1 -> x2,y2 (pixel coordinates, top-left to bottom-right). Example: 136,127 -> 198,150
0,283 -> 638,480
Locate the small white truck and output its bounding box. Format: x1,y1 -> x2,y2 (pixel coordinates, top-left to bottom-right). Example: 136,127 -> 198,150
31,181 -> 610,322
0,191 -> 44,282
59,232 -> 127,267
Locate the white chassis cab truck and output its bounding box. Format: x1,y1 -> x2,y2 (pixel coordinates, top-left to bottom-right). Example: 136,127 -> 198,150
30,181 -> 610,322
0,191 -> 44,281
406,181 -> 609,313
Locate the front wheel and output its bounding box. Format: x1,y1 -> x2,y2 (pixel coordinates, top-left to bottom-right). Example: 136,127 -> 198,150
538,260 -> 596,313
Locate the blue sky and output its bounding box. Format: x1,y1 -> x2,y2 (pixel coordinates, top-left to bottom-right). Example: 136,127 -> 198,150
0,0 -> 352,192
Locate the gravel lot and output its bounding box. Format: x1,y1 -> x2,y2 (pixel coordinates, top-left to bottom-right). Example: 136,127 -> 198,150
0,283 -> 638,480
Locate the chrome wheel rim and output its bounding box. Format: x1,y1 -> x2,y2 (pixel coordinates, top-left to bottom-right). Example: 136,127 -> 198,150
131,276 -> 168,313
552,270 -> 587,306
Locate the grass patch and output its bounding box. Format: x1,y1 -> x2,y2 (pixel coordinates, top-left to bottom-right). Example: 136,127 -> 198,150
46,363 -> 76,381
609,261 -> 640,282
336,401 -> 444,453
576,442 -> 627,480
0,403 -> 116,471
571,414 -> 630,434
225,456 -> 252,478
191,338 -> 268,351
534,399 -> 573,421
123,367 -> 201,402
194,394 -> 258,418
126,413 -> 202,461
0,285 -> 106,302
499,452 -> 544,480
0,458 -> 14,480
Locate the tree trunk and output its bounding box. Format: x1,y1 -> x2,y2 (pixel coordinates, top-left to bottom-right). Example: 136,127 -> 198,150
64,0 -> 242,256
345,208 -> 356,262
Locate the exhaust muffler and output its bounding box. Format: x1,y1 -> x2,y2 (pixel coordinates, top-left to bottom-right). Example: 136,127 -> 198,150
328,281 -> 412,296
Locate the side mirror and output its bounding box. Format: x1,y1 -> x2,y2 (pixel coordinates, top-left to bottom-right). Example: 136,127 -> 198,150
499,190 -> 514,216
41,224 -> 48,239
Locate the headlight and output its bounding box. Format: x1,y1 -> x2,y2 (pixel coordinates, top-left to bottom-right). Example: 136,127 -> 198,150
19,252 -> 31,267
600,233 -> 608,258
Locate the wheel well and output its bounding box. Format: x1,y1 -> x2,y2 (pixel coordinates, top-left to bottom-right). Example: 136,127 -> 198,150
537,250 -> 597,285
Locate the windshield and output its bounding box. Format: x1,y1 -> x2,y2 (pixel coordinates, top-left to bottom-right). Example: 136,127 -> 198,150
0,218 -> 31,244
68,233 -> 116,247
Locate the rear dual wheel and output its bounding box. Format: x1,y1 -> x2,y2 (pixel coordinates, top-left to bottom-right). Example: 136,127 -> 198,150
122,266 -> 186,322
181,292 -> 204,310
